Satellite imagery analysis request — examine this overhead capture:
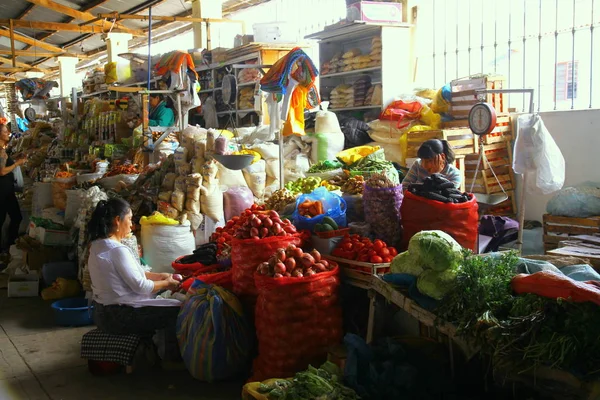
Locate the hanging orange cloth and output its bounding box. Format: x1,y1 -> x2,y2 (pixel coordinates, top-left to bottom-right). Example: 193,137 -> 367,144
282,85 -> 309,137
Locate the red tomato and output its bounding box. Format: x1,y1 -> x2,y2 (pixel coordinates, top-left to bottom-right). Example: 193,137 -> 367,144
358,254 -> 370,262
342,243 -> 353,251
370,255 -> 383,263
388,247 -> 398,257
373,240 -> 385,250
353,242 -> 365,250
379,248 -> 390,257
382,256 -> 393,263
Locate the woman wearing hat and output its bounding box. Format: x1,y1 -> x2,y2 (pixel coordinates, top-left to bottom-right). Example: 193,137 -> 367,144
402,139 -> 461,189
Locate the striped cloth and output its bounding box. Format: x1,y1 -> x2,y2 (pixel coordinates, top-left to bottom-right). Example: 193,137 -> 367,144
176,281 -> 252,382
402,159 -> 462,189
260,47 -> 318,94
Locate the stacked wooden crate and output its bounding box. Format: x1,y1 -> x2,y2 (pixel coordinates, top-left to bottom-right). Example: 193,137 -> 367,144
448,75 -> 507,120
543,214 -> 600,252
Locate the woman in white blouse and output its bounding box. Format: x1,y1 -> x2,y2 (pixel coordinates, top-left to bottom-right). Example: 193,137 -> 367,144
87,198 -> 181,362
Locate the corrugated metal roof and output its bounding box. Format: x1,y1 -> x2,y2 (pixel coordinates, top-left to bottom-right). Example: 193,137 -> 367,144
0,0 -> 273,77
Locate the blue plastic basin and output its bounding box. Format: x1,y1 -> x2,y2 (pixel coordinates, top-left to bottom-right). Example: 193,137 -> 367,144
51,298 -> 94,327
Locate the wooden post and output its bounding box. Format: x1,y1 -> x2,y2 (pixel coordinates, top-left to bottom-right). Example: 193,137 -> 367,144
9,19 -> 16,68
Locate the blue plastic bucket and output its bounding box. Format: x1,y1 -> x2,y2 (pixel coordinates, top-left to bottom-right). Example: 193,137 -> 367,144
51,298 -> 94,327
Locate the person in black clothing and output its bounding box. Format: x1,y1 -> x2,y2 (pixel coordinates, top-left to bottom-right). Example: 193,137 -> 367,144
0,123 -> 26,252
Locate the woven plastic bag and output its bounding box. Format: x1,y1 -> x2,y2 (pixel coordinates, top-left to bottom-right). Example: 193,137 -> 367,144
292,187 -> 347,231
177,281 -> 252,382
400,190 -> 479,251
231,234 -> 302,297
363,184 -> 403,248
252,264 -> 343,381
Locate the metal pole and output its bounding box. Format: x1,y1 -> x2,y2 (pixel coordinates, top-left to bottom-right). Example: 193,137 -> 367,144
147,6 -> 152,91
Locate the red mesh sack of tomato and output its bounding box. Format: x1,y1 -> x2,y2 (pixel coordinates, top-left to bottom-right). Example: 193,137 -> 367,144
251,265 -> 343,381
231,235 -> 303,297
181,270 -> 233,293
400,191 -> 479,251
172,257 -> 218,275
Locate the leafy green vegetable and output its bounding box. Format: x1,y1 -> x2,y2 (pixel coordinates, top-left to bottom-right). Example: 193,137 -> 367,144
407,230 -> 462,272
390,251 -> 423,276
417,268 -> 459,300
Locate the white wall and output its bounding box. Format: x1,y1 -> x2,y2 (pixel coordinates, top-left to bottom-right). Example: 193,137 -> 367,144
523,108 -> 600,222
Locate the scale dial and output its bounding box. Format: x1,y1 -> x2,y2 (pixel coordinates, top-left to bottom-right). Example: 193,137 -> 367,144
468,103 -> 497,136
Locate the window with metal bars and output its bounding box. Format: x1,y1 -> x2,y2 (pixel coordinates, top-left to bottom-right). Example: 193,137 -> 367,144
414,0 -> 598,112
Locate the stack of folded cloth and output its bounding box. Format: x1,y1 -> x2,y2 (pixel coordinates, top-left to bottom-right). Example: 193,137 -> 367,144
370,37 -> 382,65
330,84 -> 354,109
365,84 -> 383,106
353,75 -> 372,107
238,87 -> 255,110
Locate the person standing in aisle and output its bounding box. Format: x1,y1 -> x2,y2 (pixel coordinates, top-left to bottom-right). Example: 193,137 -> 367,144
148,93 -> 175,127
402,139 -> 461,189
0,124 -> 26,252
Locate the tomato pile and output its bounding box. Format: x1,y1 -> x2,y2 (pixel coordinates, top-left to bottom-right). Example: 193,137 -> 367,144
210,204 -> 266,254
257,246 -> 335,278
332,234 -> 398,264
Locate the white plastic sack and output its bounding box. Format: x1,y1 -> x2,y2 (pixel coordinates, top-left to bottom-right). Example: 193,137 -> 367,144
248,142 -> 279,160
367,141 -> 404,165
65,190 -> 84,227
305,132 -> 345,164
314,107 -> 343,134
99,174 -> 139,190
216,162 -> 248,189
32,182 -> 54,217
514,114 -> 565,195
243,159 -> 267,199
141,223 -> 195,273
546,183 -> 600,218
13,166 -> 23,190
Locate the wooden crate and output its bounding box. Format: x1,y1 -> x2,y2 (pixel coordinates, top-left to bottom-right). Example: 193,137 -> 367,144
464,164 -> 515,194
543,214 -> 600,251
324,255 -> 390,287
449,75 -> 507,119
406,128 -> 476,158
464,140 -> 513,170
441,115 -> 512,143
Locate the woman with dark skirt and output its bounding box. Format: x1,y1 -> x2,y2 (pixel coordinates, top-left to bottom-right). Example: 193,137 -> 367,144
0,123 -> 25,253
87,198 -> 182,364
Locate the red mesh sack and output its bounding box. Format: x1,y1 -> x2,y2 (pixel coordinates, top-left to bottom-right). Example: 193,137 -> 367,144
400,191 -> 479,251
172,257 -> 217,275
181,270 -> 232,292
251,264 -> 343,381
231,235 -> 302,297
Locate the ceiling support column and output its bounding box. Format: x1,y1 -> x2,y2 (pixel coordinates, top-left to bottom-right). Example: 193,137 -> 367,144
57,56 -> 78,98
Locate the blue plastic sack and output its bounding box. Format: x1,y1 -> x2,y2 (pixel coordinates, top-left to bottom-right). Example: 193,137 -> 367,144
382,273 -> 417,288
560,264 -> 600,282
292,186 -> 347,231
546,183 -> 600,218
176,281 -> 252,382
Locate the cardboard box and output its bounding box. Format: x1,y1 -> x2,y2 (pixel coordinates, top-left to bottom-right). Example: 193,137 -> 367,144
8,271 -> 39,297
29,222 -> 72,247
252,22 -> 299,44
347,1 -> 403,24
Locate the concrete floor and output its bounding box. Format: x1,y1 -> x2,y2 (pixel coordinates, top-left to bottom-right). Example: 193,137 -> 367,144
0,274 -> 243,400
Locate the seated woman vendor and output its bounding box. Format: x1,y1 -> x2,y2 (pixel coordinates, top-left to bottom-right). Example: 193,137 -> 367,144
148,93 -> 175,127
87,198 -> 182,360
402,139 -> 461,189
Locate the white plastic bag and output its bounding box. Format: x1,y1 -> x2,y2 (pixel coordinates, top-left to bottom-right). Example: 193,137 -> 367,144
13,166 -> 23,190
141,223 -> 195,273
514,114 -> 565,195
65,190 -> 84,227
224,186 -> 254,221
32,182 -> 54,217
304,132 -> 345,164
243,159 -> 266,199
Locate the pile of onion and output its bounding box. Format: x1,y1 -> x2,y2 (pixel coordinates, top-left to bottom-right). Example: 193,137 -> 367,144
257,245 -> 335,278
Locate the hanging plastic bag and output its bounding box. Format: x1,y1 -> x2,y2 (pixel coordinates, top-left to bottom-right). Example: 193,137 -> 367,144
224,186 -> 254,222
13,166 -> 24,190
231,234 -> 303,297
400,190 -> 479,252
292,187 -> 347,232
514,114 -> 565,195
252,264 -> 343,381
177,281 -> 252,382
379,100 -> 423,129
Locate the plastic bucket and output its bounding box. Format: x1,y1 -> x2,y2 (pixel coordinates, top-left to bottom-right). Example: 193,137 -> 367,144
51,297 -> 94,327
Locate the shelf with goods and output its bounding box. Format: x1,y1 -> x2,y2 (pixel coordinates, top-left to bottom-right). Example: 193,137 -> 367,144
194,43 -> 301,129
307,22 -> 412,122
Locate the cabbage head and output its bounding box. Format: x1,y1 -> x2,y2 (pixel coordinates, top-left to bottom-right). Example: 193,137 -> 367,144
416,268 -> 459,300
408,230 -> 463,272
390,251 -> 423,276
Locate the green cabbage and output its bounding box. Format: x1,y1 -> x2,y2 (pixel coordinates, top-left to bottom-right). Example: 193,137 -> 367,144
408,230 -> 463,272
416,268 -> 459,300
390,251 -> 424,276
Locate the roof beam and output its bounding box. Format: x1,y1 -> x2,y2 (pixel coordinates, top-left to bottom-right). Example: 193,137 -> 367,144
0,19 -> 138,35
97,13 -> 245,25
0,56 -> 50,73
23,0 -> 144,36
0,28 -> 65,53
0,49 -> 84,58
0,67 -> 28,73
